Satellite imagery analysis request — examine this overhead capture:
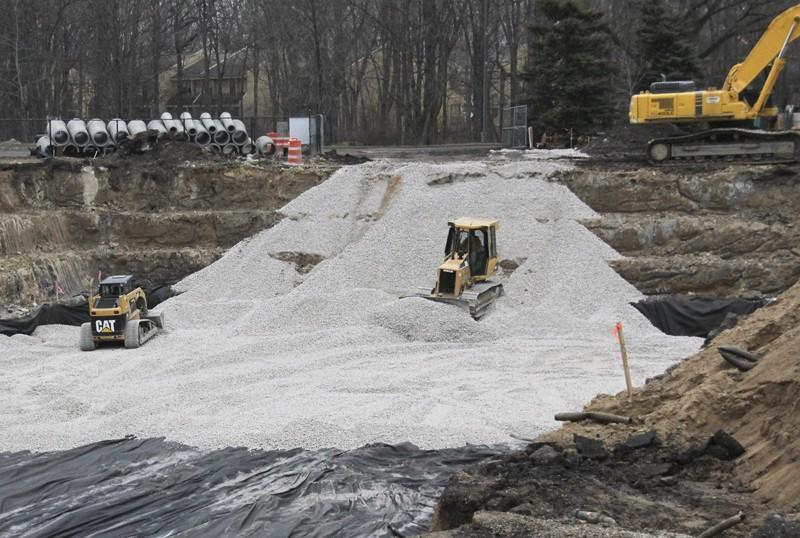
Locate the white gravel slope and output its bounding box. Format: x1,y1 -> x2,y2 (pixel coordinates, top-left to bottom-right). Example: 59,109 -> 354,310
0,157 -> 702,452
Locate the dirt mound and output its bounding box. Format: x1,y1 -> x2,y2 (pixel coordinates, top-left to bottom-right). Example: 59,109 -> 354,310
582,123 -> 681,161
320,149 -> 370,165
428,433 -> 752,537
539,278 -> 800,513
97,140 -> 223,168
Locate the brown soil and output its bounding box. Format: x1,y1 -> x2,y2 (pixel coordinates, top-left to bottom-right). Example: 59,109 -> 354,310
268,251 -> 325,274
539,278 -> 800,513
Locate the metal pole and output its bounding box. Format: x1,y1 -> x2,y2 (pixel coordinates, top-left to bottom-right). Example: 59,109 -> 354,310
480,0 -> 490,143
317,114 -> 325,154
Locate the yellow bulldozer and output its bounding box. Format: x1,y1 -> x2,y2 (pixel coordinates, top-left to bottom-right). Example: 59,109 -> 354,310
409,218 -> 504,319
630,4 -> 800,162
79,275 -> 164,351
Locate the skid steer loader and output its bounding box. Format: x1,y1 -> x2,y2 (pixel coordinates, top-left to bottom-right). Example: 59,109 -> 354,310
408,218 -> 504,319
79,275 -> 165,351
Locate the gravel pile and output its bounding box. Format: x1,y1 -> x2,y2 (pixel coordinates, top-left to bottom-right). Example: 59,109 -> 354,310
0,155 -> 702,452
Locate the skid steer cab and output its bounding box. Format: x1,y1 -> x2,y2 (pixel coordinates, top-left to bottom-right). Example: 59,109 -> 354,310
79,275 -> 165,351
409,217 -> 504,319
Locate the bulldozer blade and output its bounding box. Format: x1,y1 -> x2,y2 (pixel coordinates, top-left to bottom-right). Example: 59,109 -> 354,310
402,283 -> 504,320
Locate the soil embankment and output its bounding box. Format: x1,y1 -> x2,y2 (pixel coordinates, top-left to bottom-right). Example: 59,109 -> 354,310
562,162 -> 800,298
0,147 -> 334,305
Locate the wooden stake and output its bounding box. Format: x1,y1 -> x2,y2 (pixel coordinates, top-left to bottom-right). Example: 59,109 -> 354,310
615,322 -> 633,399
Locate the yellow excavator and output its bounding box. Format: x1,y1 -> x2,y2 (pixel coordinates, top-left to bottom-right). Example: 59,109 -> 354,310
79,275 -> 164,351
630,4 -> 800,162
409,218 -> 504,319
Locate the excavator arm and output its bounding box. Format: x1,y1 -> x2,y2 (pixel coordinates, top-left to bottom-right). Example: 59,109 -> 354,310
722,5 -> 800,111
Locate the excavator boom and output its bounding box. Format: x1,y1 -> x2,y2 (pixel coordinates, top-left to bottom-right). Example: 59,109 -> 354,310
724,6 -> 800,97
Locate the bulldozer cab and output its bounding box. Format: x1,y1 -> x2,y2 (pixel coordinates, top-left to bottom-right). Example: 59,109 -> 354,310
445,218 -> 498,278
406,217 -> 503,319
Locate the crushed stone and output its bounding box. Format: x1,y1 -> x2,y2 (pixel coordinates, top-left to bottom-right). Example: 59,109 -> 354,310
0,155 -> 702,452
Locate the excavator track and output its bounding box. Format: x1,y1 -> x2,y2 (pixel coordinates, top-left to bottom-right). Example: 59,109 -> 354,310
647,128 -> 800,164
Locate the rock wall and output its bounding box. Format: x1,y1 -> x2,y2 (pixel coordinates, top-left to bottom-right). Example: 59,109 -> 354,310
0,159 -> 332,305
560,163 -> 800,297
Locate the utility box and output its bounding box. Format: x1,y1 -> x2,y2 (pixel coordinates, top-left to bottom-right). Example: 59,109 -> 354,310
289,117 -> 311,145
290,116 -> 324,154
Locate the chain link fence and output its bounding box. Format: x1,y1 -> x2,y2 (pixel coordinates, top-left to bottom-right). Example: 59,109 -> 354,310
502,105 -> 528,149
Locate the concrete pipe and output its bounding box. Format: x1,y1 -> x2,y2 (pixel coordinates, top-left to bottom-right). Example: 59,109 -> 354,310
255,135 -> 276,156
221,144 -> 237,156
127,120 -> 148,141
160,112 -> 177,133
84,145 -> 101,158
178,112 -> 197,137
172,123 -> 188,141
107,119 -> 129,143
200,112 -> 217,133
87,119 -> 110,146
210,144 -> 222,154
147,119 -> 168,139
194,125 -> 212,146
34,135 -> 54,157
67,119 -> 90,147
231,119 -> 248,144
213,122 -> 230,144
46,120 -> 70,146
239,137 -> 255,155
184,119 -> 198,137
63,144 -> 80,157
160,112 -> 186,140
220,112 -> 235,132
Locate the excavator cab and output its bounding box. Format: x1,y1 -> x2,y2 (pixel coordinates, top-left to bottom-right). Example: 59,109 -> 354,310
406,218 -> 503,319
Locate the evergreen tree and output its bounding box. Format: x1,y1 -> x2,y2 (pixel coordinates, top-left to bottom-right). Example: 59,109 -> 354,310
636,0 -> 702,90
525,0 -> 615,140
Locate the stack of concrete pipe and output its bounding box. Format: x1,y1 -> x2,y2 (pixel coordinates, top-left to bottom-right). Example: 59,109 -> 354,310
34,112 -> 260,159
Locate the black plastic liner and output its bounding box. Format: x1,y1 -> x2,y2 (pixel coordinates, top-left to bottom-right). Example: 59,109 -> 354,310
0,437 -> 500,537
0,285 -> 177,337
632,296 -> 766,338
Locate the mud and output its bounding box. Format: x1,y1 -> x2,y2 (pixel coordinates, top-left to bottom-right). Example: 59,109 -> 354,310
426,433 -> 754,537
